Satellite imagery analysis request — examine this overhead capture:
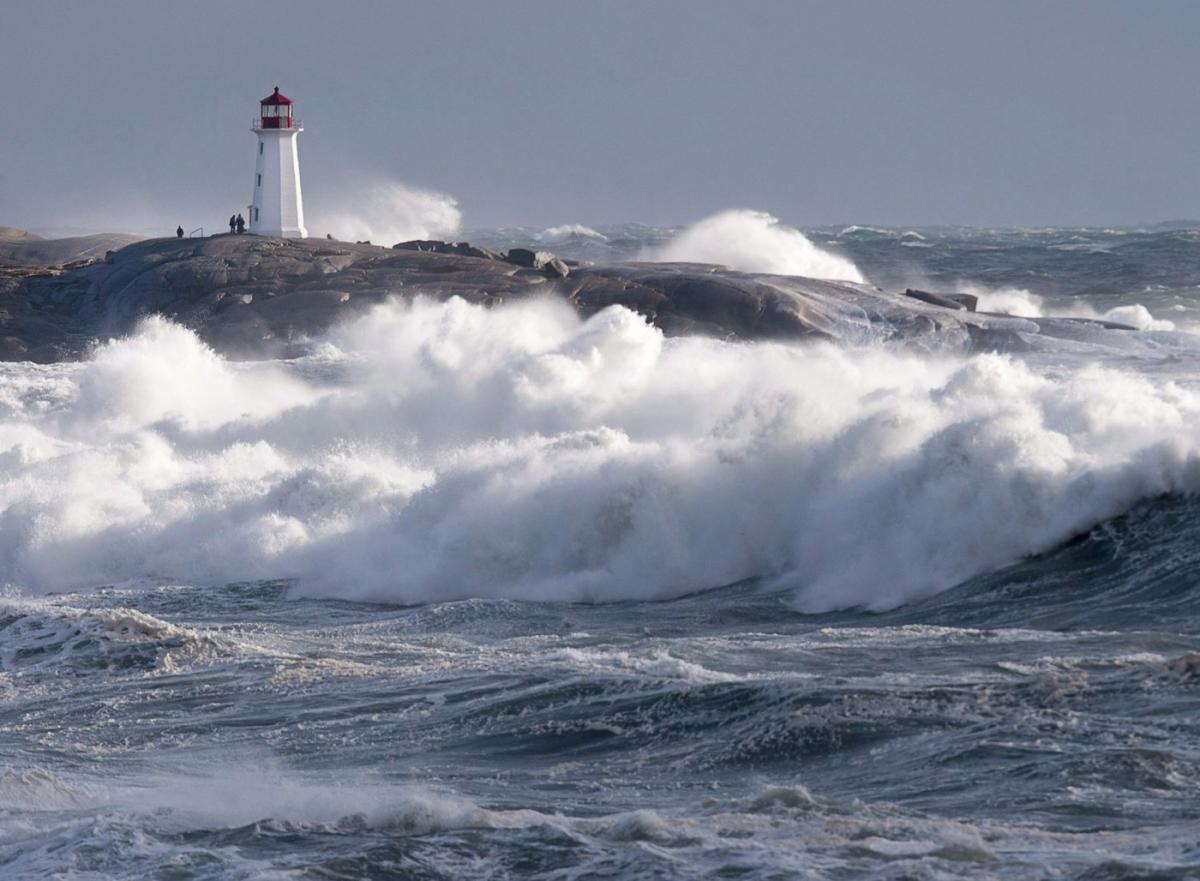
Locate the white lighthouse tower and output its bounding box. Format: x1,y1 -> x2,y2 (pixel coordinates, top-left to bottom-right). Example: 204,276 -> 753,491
249,87 -> 308,238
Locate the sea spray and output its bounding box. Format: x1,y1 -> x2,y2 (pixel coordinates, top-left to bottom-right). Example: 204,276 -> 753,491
318,179 -> 462,244
652,209 -> 864,282
967,285 -> 1046,318
4,296 -> 1200,609
963,283 -> 1177,329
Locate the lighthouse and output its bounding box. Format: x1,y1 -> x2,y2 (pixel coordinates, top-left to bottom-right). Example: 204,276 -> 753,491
249,87 -> 308,238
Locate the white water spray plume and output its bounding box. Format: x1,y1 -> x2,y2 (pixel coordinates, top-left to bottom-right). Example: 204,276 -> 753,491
320,180 -> 461,245
653,210 -> 864,282
3,297 -> 1199,611
966,284 -> 1177,330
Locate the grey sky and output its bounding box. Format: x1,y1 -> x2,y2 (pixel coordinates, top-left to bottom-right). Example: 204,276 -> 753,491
3,1 -> 1200,235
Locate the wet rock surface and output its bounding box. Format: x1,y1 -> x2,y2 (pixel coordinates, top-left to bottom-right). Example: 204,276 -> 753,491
0,234 -> 1142,363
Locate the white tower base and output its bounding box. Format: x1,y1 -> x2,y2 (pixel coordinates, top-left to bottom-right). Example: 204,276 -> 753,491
250,126 -> 307,238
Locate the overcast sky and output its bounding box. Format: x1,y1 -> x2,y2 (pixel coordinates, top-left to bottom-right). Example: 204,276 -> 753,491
3,1 -> 1200,235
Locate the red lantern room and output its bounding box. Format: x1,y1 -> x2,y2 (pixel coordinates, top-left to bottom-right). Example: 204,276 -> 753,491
258,86 -> 294,129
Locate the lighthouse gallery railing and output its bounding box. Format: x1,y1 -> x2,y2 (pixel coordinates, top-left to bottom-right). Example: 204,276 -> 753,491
251,118 -> 303,130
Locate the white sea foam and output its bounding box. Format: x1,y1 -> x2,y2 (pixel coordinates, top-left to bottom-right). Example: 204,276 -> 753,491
9,764 -> 1195,880
652,210 -> 865,282
3,297 -> 1200,610
139,773 -> 517,834
551,647 -> 739,683
0,763 -> 547,836
0,597 -> 236,674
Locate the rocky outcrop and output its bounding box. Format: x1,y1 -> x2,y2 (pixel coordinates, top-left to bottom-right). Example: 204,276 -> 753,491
399,241 -> 570,278
393,240 -> 503,261
0,227 -> 43,242
0,233 -> 1143,363
0,229 -> 143,268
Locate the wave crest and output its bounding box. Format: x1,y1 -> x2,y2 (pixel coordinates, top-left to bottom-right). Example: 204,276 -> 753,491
652,210 -> 864,282
536,224 -> 608,242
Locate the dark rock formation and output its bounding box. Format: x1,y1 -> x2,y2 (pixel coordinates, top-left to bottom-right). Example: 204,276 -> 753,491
0,228 -> 143,268
393,240 -> 503,261
905,288 -> 978,312
503,247 -> 539,267
0,234 -> 1143,363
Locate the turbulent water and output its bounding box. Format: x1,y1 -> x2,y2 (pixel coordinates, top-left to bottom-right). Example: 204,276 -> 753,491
4,218 -> 1200,879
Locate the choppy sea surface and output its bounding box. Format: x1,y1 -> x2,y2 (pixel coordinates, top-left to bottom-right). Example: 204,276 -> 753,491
4,220 -> 1200,879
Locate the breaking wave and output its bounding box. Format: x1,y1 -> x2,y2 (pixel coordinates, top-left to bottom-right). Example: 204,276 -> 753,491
652,210 -> 864,282
3,297 -> 1200,610
536,224 -> 607,242
967,284 -> 1177,330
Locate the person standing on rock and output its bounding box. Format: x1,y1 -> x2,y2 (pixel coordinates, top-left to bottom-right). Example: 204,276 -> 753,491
229,215 -> 237,234
236,214 -> 245,234
176,226 -> 184,238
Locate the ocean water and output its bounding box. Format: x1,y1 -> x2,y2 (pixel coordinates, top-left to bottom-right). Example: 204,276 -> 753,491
3,215 -> 1200,879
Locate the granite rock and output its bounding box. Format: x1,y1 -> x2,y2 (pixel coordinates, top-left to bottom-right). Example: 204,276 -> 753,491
0,234 -> 1139,363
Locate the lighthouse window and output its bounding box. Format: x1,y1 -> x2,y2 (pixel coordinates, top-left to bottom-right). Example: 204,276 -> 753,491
259,142 -> 263,155
256,174 -> 261,187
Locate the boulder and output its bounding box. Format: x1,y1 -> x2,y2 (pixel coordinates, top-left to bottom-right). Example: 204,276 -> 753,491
504,247 -> 540,267
504,247 -> 569,277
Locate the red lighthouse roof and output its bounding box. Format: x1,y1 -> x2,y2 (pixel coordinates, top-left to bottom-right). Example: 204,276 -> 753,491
260,86 -> 293,106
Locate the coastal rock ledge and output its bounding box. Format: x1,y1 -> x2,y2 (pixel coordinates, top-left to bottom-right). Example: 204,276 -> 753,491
0,234 -> 1131,362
